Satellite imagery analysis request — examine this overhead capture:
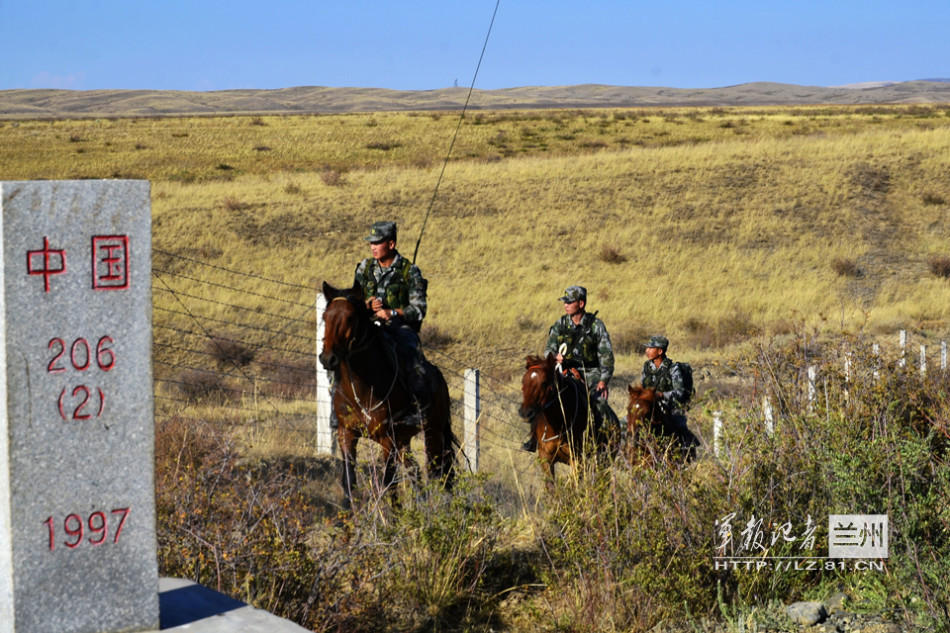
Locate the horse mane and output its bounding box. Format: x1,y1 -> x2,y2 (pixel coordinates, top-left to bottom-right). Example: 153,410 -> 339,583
524,354 -> 546,369
628,384 -> 656,400
524,352 -> 557,370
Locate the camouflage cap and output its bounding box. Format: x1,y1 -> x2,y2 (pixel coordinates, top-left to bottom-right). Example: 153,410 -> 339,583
645,335 -> 669,350
559,285 -> 587,303
365,221 -> 397,242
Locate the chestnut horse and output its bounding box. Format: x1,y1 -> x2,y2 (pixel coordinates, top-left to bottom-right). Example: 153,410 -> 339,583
319,282 -> 456,510
626,385 -> 699,464
519,353 -> 594,480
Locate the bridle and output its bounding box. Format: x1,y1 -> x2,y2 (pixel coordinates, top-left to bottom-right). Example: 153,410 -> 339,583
326,295 -> 375,358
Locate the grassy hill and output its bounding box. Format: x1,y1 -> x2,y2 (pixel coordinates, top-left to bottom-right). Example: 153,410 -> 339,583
2,80 -> 950,118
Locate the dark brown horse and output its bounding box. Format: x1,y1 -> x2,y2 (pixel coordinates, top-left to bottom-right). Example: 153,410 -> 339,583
626,385 -> 699,464
519,353 -> 594,480
319,282 -> 455,510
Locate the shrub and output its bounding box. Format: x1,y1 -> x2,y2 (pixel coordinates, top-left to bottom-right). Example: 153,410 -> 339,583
258,356 -> 315,400
207,335 -> 255,366
221,196 -> 249,211
366,141 -> 401,151
832,257 -> 861,277
421,324 -> 455,349
283,181 -> 302,195
320,168 -> 344,187
921,193 -> 945,205
599,245 -> 627,264
174,369 -> 233,404
155,416 -> 322,622
929,256 -> 950,278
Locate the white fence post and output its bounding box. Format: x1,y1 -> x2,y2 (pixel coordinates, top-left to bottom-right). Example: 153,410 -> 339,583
807,366 -> 817,411
843,352 -> 852,403
872,343 -> 881,382
899,330 -> 907,368
763,396 -> 774,435
942,341 -> 947,371
464,368 -> 481,473
315,293 -> 335,456
920,344 -> 927,377
713,410 -> 723,456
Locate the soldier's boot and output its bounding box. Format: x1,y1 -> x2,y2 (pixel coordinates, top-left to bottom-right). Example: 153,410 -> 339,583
522,433 -> 537,452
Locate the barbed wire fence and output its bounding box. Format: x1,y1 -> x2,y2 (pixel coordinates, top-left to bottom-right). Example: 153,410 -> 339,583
152,248 -> 320,448
151,248 -> 543,493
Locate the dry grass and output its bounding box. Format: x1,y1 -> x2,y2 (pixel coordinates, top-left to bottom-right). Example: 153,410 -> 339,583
5,104 -> 950,381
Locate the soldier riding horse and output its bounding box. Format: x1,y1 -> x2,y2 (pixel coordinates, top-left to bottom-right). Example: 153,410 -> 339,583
319,282 -> 456,510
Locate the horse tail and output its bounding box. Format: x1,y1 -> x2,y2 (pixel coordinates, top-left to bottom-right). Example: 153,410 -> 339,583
424,364 -> 457,488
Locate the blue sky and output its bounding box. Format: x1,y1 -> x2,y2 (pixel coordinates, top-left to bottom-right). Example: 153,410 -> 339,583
1,1 -> 948,92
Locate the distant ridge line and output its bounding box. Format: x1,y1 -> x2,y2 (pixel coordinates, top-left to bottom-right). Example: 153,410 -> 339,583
2,80 -> 950,118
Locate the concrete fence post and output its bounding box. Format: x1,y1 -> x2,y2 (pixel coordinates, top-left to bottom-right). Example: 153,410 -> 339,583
315,293 -> 335,456
464,368 -> 481,473
713,410 -> 723,457
942,341 -> 947,371
872,343 -> 881,382
807,366 -> 817,411
920,344 -> 927,377
843,352 -> 852,403
899,329 -> 907,368
763,396 -> 774,435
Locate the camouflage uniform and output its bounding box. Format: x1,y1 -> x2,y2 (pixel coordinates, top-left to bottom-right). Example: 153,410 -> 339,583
543,287 -> 620,431
353,252 -> 427,331
641,335 -> 699,458
329,222 -> 429,427
640,357 -> 688,414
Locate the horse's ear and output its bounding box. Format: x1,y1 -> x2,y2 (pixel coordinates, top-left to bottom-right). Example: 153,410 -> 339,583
344,283 -> 363,302
545,352 -> 557,369
628,384 -> 636,395
322,281 -> 340,300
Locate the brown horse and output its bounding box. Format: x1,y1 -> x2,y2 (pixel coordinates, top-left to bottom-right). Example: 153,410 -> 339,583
318,281 -> 456,510
519,353 -> 594,480
626,385 -> 699,464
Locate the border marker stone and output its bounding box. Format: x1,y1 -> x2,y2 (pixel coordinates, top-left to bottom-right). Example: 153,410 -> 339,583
0,181 -> 158,633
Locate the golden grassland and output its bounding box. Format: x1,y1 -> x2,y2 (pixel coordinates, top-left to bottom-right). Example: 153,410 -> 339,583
4,104 -> 950,402
5,102 -> 950,475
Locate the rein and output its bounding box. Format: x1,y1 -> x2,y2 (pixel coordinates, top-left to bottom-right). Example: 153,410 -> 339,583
527,364 -> 579,413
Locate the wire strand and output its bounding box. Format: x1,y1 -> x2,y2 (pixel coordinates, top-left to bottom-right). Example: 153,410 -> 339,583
412,0 -> 500,264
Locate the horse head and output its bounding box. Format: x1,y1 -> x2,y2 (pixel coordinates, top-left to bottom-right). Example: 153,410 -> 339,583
519,353 -> 557,419
319,281 -> 371,372
626,384 -> 658,435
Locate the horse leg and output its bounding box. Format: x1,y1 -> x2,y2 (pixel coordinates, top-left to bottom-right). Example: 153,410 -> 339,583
338,427 -> 358,512
378,436 -> 399,502
536,428 -> 558,486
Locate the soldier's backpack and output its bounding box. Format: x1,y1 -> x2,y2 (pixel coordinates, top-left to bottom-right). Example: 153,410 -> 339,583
675,362 -> 695,407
